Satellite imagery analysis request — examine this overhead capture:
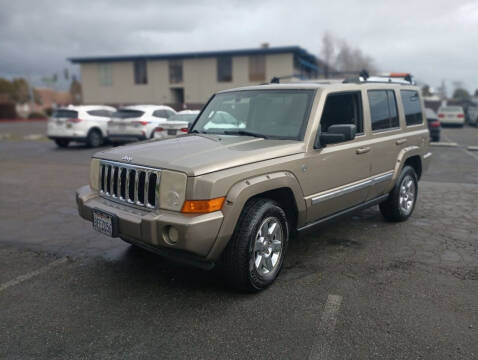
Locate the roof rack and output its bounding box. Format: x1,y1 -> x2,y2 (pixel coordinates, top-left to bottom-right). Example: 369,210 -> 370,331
343,70 -> 415,85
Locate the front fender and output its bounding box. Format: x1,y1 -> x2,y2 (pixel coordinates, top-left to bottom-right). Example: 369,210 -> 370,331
206,171 -> 305,260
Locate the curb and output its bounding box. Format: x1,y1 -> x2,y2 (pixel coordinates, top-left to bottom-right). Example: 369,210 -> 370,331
0,118 -> 47,123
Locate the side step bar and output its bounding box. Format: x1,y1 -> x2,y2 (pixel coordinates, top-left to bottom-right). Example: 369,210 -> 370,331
297,194 -> 389,235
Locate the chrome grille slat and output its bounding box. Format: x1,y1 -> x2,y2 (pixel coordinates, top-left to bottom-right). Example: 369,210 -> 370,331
98,160 -> 161,209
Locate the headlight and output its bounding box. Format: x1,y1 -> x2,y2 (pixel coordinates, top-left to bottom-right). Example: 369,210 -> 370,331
159,170 -> 187,211
89,158 -> 100,191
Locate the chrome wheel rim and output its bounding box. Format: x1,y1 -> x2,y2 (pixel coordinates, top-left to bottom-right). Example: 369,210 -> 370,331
253,217 -> 283,277
399,175 -> 416,215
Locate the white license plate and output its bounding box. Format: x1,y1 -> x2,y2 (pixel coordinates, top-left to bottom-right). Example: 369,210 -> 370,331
93,211 -> 114,237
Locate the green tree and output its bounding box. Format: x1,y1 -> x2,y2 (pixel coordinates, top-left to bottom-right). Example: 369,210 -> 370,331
422,85 -> 432,97
452,88 -> 471,101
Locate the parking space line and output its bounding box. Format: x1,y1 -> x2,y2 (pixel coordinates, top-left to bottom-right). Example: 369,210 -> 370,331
0,257 -> 68,293
442,134 -> 478,161
308,294 -> 343,360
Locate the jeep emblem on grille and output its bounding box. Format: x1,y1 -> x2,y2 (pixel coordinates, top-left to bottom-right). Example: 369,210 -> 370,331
121,155 -> 133,162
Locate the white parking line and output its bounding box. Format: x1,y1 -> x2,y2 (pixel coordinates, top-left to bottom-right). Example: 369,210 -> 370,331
308,294 -> 343,360
0,257 -> 68,293
442,134 -> 478,161
430,142 -> 457,147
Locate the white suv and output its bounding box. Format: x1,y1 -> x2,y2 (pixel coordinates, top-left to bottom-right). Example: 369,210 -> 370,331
47,105 -> 116,148
107,105 -> 177,143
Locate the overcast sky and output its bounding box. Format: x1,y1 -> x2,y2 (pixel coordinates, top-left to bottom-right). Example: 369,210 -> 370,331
1,0 -> 477,94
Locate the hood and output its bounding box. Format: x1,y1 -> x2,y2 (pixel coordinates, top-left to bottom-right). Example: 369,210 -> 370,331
94,134 -> 305,176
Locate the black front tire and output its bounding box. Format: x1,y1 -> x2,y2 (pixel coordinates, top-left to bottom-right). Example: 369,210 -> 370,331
379,165 -> 418,222
54,139 -> 69,148
221,198 -> 289,292
87,129 -> 103,147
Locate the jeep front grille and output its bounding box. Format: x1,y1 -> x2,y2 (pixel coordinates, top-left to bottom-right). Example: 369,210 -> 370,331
99,160 -> 160,209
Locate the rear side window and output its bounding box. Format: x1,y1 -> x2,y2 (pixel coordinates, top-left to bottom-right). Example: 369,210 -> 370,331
368,90 -> 399,131
87,110 -> 112,117
52,109 -> 78,118
320,92 -> 363,134
112,110 -> 144,119
153,110 -> 172,119
401,90 -> 423,125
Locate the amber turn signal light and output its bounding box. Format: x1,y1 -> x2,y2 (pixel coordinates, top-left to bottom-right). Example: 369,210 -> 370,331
181,197 -> 225,213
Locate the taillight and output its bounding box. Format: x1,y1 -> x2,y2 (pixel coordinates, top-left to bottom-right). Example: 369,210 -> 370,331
154,127 -> 164,132
438,114 -> 445,118
180,128 -> 188,133
430,121 -> 440,128
67,118 -> 82,123
133,120 -> 149,126
457,114 -> 464,118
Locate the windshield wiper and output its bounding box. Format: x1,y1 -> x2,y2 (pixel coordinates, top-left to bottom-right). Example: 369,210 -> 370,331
223,130 -> 268,139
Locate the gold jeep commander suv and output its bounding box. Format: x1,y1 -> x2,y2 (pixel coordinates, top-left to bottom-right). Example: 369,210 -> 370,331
76,79 -> 432,291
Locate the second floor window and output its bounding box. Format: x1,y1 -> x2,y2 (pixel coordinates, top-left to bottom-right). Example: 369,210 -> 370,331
217,56 -> 232,82
134,60 -> 148,84
98,63 -> 112,86
249,55 -> 266,82
169,60 -> 183,83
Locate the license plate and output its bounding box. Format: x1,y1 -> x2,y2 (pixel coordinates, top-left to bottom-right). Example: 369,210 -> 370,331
167,129 -> 177,135
93,210 -> 116,237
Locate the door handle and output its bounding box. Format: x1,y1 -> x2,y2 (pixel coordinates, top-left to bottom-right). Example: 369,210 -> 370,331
356,146 -> 371,155
396,138 -> 407,145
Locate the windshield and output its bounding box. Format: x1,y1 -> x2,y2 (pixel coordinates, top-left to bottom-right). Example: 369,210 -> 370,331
168,113 -> 198,123
191,90 -> 315,140
112,109 -> 144,119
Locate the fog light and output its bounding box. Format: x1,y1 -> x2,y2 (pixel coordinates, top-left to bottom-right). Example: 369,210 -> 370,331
164,226 -> 179,244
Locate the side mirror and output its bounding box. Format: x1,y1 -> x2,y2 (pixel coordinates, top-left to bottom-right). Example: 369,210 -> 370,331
315,124 -> 356,148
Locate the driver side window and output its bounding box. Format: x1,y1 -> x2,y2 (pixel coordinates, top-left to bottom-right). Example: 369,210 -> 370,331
320,92 -> 363,134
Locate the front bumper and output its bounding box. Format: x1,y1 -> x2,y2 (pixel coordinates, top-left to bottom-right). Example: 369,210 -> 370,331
76,185 -> 224,267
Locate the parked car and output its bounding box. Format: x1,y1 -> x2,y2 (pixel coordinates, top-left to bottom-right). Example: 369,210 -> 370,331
437,106 -> 465,127
77,81 -> 431,291
107,105 -> 176,143
425,108 -> 441,142
152,110 -> 198,139
466,106 -> 478,127
47,105 -> 116,148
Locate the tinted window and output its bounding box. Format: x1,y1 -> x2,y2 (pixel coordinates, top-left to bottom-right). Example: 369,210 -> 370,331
169,60 -> 183,84
320,92 -> 363,134
112,110 -> 144,119
217,56 -> 232,82
53,109 -> 78,118
98,64 -> 112,86
87,110 -> 112,117
134,60 -> 147,84
249,55 -> 266,82
401,90 -> 423,125
153,110 -> 171,119
192,90 -> 314,140
368,90 -> 399,131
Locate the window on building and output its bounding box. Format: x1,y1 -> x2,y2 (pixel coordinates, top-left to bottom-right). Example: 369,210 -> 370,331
320,92 -> 363,134
249,55 -> 266,82
134,60 -> 148,84
217,56 -> 232,82
169,60 -> 183,84
98,63 -> 112,86
368,90 -> 399,131
401,90 -> 423,126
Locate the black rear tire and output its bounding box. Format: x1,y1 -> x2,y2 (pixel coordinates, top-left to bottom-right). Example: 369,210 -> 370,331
87,129 -> 103,147
379,165 -> 418,222
54,139 -> 69,148
221,198 -> 289,292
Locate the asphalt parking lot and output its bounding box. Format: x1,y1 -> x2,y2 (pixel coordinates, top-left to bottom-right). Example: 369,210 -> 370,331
1,122 -> 478,359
